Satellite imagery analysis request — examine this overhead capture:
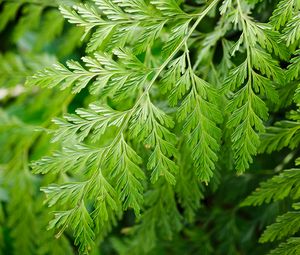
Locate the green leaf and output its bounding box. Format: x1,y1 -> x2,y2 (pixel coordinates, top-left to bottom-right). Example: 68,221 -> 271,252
270,0 -> 296,30
52,103 -> 126,143
241,168 -> 300,206
260,120 -> 300,153
151,0 -> 189,17
283,12 -> 300,46
31,144 -> 102,175
49,203 -> 95,254
260,212 -> 300,243
130,95 -> 178,184
177,72 -> 222,181
105,135 -> 145,215
287,50 -> 300,81
269,238 -> 300,255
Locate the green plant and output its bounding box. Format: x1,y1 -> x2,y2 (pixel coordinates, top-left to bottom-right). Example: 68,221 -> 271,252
1,0 -> 300,254
240,1 -> 300,254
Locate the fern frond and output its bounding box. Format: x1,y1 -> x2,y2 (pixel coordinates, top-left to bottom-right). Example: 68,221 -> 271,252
269,238 -> 300,255
260,211 -> 300,243
23,0 -> 289,253
283,12 -> 300,46
270,0 -> 297,30
222,0 -> 282,173
150,0 -> 189,17
26,61 -> 95,93
26,49 -> 151,96
88,171 -> 121,235
40,164 -> 123,252
130,95 -> 178,184
94,0 -> 129,21
241,168 -> 300,206
177,71 -> 222,181
42,183 -> 86,207
52,103 -> 127,143
219,0 -> 233,15
60,0 -> 175,53
287,50 -> 300,81
105,134 -> 145,214
31,144 -> 102,175
160,44 -> 222,182
59,4 -> 106,42
260,120 -> 300,153
49,203 -> 95,254
245,22 -> 290,60
162,19 -> 192,57
251,47 -> 283,83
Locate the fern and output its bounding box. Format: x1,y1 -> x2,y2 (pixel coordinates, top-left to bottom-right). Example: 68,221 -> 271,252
269,238 -> 300,255
221,0 -> 285,173
3,0 -> 300,254
242,165 -> 300,253
25,0 -> 224,251
27,49 -> 151,95
24,0 -> 298,252
270,0 -> 298,30
260,211 -> 300,243
242,2 -> 300,248
241,168 -> 300,206
284,14 -> 300,46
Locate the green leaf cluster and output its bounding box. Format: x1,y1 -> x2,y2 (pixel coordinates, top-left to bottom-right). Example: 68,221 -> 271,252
2,0 -> 300,254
